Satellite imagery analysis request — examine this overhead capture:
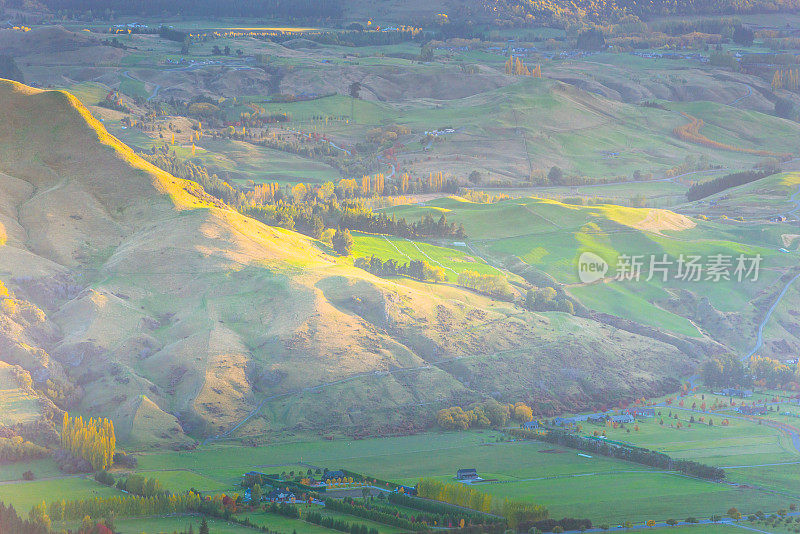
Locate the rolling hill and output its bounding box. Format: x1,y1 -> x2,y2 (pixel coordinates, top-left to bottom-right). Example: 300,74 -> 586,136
0,79 -> 722,447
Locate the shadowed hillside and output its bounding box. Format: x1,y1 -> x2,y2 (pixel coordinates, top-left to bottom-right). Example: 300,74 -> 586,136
0,80 -> 718,446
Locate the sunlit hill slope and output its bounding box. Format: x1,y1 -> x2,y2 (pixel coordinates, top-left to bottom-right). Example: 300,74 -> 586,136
0,80 -> 716,446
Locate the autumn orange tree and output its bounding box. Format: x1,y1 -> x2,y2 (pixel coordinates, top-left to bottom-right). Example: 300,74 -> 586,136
505,56 -> 542,77
61,412 -> 115,470
773,69 -> 799,90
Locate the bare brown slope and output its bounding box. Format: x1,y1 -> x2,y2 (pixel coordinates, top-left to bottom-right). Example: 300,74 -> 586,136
0,80 -> 703,447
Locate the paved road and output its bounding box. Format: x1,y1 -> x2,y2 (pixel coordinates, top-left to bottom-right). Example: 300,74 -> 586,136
745,271 -> 800,361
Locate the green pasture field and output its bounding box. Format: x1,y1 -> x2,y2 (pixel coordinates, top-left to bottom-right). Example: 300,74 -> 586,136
62,81 -> 111,106
236,510 -> 339,534
351,232 -> 504,282
118,428 -> 796,524
569,282 -> 702,337
133,469 -> 230,492
566,407 -> 795,466
0,476 -> 121,512
472,470 -> 781,524
0,458 -> 61,482
378,190 -> 796,336
193,138 -> 343,184
119,75 -> 151,100
242,507 -> 412,534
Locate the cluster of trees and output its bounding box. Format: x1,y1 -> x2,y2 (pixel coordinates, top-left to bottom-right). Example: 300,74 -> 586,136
749,355 -> 797,388
60,413 -> 115,471
417,479 -> 493,514
141,153 -> 241,206
394,172 -> 459,196
305,510 -> 379,534
354,256 -> 446,282
512,427 -> 726,480
700,353 -> 750,388
0,502 -> 47,534
686,170 -> 772,201
577,28 -> 607,50
772,68 -> 800,90
332,228 -> 354,255
437,399 -> 526,430
504,56 -> 542,76
710,50 -> 740,70
525,286 -> 575,314
674,113 -> 789,157
0,436 -> 48,463
115,474 -> 165,497
416,480 -> 548,528
458,270 -> 514,300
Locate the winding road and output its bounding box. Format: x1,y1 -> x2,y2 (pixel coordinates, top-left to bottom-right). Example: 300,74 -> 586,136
745,271 -> 800,360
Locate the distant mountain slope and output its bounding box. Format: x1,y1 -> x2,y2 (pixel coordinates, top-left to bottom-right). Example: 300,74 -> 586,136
0,79 -> 715,447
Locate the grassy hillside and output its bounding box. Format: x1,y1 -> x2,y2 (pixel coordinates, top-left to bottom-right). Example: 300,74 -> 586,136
376,192 -> 799,353
0,79 -> 718,446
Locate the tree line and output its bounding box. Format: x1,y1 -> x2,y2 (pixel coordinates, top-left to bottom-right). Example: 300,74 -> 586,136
686,169 -> 773,201
387,493 -> 505,525
323,497 -> 424,531
305,510 -> 379,534
511,427 -> 726,481
243,202 -> 465,242
354,256 -> 446,283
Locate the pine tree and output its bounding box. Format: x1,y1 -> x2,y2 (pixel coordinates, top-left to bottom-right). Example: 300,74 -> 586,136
199,517 -> 209,534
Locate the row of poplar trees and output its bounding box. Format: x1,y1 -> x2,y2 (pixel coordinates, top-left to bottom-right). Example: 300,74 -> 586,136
61,412 -> 116,470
